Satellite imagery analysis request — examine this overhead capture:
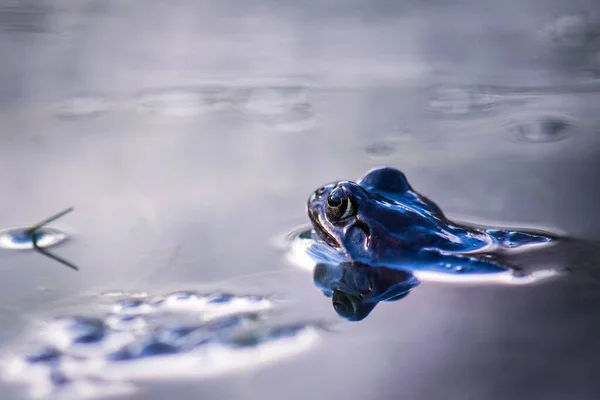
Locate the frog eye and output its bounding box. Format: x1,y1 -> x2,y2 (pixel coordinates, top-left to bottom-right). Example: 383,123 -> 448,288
326,188 -> 355,221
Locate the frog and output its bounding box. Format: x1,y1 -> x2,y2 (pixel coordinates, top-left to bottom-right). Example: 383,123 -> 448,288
296,167 -> 557,320
305,167 -> 553,277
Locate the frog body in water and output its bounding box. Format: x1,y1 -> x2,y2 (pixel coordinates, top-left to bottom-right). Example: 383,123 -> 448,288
305,167 -> 552,277
299,167 -> 556,320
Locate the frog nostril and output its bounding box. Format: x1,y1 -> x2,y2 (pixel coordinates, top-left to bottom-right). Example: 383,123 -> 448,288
316,186 -> 326,196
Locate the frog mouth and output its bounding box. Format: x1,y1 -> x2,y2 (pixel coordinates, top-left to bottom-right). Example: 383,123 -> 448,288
308,209 -> 340,249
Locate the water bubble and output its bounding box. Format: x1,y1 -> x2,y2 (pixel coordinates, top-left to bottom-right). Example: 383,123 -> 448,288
54,96 -> 110,120
509,116 -> 574,143
0,227 -> 67,250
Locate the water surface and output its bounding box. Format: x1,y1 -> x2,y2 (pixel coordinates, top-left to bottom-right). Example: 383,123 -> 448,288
1,0 -> 600,399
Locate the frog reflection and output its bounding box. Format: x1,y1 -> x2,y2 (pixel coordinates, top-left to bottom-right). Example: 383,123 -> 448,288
306,167 -> 552,276
313,262 -> 419,321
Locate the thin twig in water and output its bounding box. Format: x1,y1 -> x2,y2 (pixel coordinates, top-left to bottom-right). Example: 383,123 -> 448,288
24,207 -> 74,235
28,207 -> 79,271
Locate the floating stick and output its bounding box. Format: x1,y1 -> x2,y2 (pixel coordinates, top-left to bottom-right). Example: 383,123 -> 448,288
27,207 -> 79,271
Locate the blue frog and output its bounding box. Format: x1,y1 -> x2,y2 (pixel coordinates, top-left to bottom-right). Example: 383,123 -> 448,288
303,167 -> 555,320
307,167 -> 552,275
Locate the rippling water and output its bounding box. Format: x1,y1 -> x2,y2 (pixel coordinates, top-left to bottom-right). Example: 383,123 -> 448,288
1,0 -> 600,399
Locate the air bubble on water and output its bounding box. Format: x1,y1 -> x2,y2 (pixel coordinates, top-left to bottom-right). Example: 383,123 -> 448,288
0,227 -> 67,250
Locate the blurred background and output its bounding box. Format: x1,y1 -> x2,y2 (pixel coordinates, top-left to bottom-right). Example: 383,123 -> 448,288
1,0 -> 600,399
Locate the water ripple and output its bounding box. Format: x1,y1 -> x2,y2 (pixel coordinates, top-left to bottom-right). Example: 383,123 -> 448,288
50,83 -> 319,131
238,86 -> 316,131
507,115 -> 575,143
427,85 -> 511,117
54,96 -> 110,120
133,87 -> 233,117
543,15 -> 600,49
0,227 -> 67,250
